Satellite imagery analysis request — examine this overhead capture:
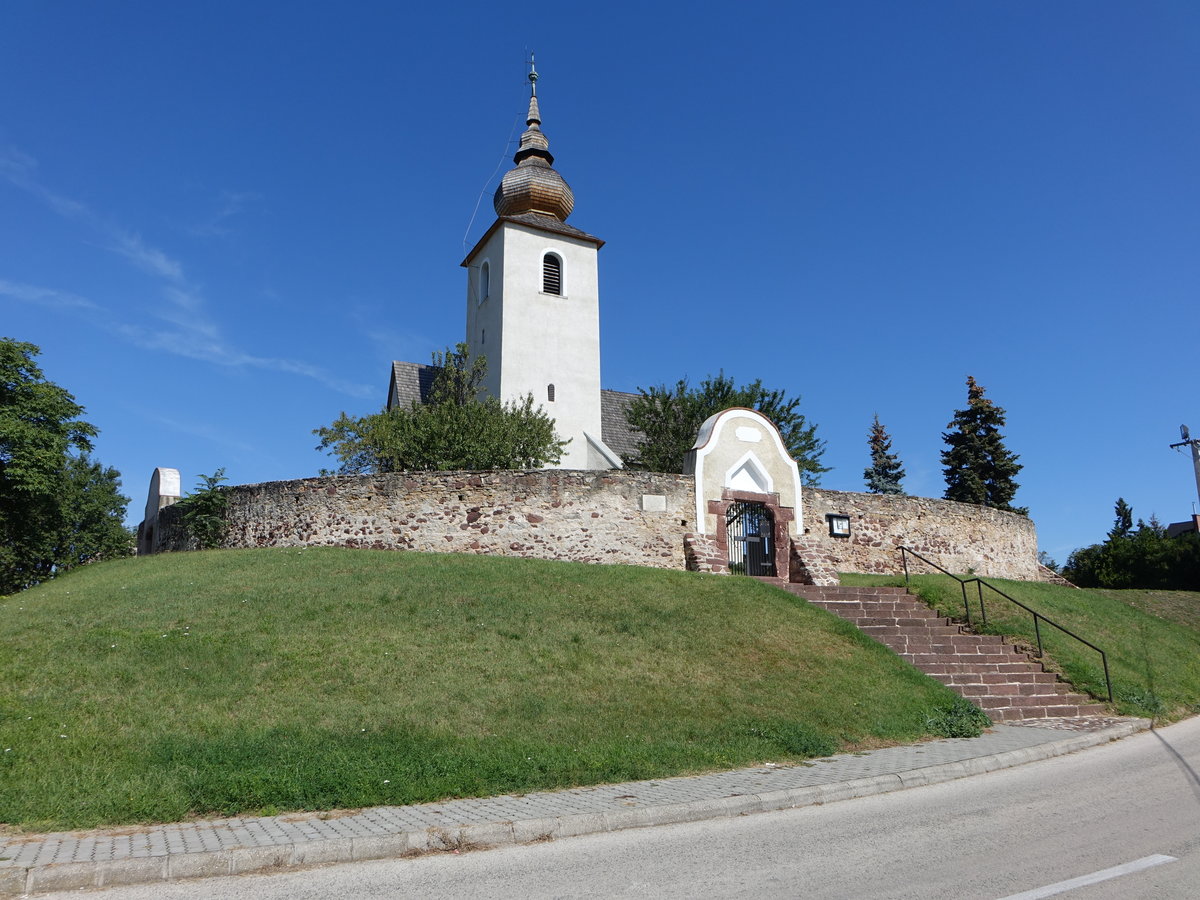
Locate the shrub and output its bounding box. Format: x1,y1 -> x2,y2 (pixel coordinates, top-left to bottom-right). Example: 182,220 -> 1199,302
925,697 -> 991,738
175,469 -> 229,549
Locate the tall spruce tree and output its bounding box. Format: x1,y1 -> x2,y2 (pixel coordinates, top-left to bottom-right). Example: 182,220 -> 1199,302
863,414 -> 906,494
1108,497 -> 1134,541
941,376 -> 1026,515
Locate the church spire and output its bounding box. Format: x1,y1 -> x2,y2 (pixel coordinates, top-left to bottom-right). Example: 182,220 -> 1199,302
513,56 -> 551,165
493,56 -> 575,221
526,56 -> 541,121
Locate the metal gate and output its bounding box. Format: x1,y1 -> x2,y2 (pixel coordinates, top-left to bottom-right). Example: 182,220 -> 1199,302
725,501 -> 776,576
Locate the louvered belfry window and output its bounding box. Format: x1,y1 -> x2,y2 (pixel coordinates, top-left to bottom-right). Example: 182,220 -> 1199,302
542,254 -> 562,295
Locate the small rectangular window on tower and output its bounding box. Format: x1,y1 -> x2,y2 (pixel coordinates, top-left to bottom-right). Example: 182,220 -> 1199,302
542,254 -> 562,295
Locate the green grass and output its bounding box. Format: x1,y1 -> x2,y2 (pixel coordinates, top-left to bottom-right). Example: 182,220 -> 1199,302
841,572 -> 1200,722
1,548 -> 968,832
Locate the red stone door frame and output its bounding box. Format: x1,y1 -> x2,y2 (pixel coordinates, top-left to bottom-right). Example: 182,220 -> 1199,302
707,488 -> 794,579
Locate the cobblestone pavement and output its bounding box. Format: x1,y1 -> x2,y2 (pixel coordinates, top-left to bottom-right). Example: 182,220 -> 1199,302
0,717 -> 1150,896
1002,715 -> 1134,731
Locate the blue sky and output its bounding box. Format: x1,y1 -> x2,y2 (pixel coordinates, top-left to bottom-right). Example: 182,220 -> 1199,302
2,1 -> 1197,563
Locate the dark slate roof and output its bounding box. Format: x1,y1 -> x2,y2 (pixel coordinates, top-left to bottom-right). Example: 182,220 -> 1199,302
387,361 -> 440,410
600,389 -> 643,464
462,213 -> 604,266
387,362 -> 644,465
501,212 -> 604,245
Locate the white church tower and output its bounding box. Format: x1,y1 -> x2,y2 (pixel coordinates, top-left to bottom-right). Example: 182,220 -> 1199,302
461,61 -> 621,470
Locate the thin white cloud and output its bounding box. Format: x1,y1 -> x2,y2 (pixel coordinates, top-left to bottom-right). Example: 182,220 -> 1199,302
110,230 -> 185,282
0,146 -> 373,399
350,304 -> 435,366
161,285 -> 205,313
147,413 -> 258,455
1,146 -> 187,284
155,286 -> 222,340
111,320 -> 375,398
0,148 -> 89,221
0,279 -> 99,311
239,355 -> 377,399
187,189 -> 262,238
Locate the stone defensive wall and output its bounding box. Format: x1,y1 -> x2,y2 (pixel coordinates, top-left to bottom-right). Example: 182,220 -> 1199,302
794,488 -> 1040,583
148,470 -> 1041,583
154,470 -> 696,569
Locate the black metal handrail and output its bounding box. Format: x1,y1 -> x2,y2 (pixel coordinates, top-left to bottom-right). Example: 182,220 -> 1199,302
899,547 -> 1113,703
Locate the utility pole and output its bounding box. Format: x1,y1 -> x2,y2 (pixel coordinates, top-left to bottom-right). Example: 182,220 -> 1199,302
1168,424 -> 1200,514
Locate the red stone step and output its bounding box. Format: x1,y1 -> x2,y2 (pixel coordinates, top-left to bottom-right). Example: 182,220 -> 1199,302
939,671 -> 1059,686
854,617 -> 955,628
787,583 -> 910,592
907,642 -> 1022,655
920,661 -> 1052,675
859,624 -> 963,637
810,604 -> 949,620
957,681 -> 1075,698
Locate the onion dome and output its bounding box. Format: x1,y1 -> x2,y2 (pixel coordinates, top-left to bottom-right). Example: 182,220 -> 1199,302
493,60 -> 575,221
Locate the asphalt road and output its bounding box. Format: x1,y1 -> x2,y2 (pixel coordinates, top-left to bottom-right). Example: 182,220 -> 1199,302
36,717 -> 1200,899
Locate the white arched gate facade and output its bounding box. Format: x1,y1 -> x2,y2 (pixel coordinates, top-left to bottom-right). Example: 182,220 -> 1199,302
683,408 -> 803,578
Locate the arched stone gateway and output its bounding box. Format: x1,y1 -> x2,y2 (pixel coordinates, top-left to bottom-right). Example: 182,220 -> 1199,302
684,408 -> 802,578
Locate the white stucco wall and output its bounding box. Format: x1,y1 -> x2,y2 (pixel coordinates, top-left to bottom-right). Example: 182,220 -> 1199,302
464,220 -> 602,469
464,227 -> 506,400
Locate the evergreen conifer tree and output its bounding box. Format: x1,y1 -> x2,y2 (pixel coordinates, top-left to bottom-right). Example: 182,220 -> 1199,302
941,376 -> 1026,515
1108,497 -> 1134,541
863,413 -> 906,494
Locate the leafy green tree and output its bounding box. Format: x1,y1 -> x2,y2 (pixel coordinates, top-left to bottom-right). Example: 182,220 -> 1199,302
58,455 -> 135,565
427,343 -> 487,407
941,376 -> 1025,515
0,338 -> 132,594
315,344 -> 566,474
624,372 -> 828,483
863,414 -> 906,495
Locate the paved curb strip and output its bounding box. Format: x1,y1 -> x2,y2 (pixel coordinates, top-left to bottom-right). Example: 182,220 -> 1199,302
1,720 -> 1149,896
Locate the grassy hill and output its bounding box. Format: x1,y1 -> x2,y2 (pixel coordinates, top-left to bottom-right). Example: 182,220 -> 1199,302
842,573 -> 1200,721
1,549 -> 974,832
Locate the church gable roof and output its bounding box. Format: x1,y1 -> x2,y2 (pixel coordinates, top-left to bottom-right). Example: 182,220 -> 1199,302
387,361 -> 440,410
461,213 -> 603,266
599,389 -> 643,464
503,212 -> 603,244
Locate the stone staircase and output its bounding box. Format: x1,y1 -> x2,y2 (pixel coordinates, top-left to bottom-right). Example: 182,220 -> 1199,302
778,584 -> 1106,722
